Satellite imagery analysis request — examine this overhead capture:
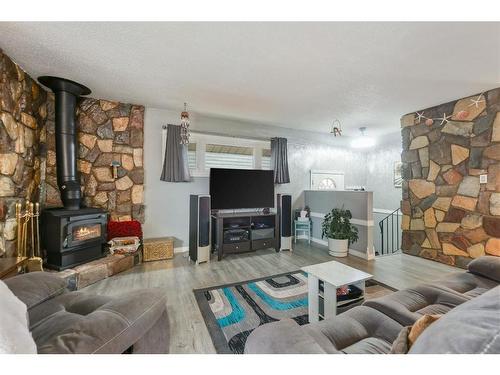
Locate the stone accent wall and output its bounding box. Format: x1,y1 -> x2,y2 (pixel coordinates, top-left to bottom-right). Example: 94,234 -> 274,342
401,87 -> 500,267
0,49 -> 49,257
44,99 -> 145,222
0,48 -> 145,257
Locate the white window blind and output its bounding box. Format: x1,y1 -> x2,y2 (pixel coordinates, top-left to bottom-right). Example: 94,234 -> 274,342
205,144 -> 254,169
163,131 -> 271,176
188,143 -> 197,170
261,149 -> 271,170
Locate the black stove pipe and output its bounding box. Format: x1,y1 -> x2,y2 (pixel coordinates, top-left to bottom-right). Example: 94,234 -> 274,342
38,76 -> 91,210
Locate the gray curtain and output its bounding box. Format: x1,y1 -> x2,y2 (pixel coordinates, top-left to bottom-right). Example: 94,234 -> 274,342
160,124 -> 191,182
271,137 -> 290,184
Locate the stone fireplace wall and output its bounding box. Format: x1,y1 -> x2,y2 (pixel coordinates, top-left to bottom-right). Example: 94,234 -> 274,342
401,87 -> 500,267
0,48 -> 145,257
44,98 -> 145,223
0,49 -> 49,257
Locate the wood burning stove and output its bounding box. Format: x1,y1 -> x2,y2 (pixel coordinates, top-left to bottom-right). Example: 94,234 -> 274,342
41,208 -> 108,270
38,76 -> 109,270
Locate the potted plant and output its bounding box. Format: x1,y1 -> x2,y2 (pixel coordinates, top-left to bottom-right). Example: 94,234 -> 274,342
321,207 -> 359,257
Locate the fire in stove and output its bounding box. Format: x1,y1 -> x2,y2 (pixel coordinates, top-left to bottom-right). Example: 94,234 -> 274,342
73,224 -> 102,242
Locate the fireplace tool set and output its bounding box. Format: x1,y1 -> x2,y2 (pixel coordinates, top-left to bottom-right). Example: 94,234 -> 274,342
15,200 -> 43,272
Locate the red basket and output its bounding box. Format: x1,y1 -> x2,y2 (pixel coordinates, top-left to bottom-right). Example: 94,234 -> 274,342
107,220 -> 143,241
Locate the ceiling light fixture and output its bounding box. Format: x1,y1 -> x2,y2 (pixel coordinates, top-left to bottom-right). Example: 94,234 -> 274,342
330,119 -> 342,137
350,127 -> 376,148
180,102 -> 190,145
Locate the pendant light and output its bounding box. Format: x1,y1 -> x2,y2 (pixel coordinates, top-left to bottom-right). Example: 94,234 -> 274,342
330,119 -> 342,137
180,102 -> 190,145
350,127 -> 376,148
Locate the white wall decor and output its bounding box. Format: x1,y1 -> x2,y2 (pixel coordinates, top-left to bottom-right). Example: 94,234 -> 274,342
393,161 -> 403,188
310,170 -> 345,191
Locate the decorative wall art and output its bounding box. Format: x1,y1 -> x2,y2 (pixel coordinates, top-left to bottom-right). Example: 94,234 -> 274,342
310,170 -> 345,190
393,161 -> 403,188
414,92 -> 486,127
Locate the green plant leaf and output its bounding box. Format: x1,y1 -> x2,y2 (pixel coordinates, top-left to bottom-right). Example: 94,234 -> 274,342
321,207 -> 358,244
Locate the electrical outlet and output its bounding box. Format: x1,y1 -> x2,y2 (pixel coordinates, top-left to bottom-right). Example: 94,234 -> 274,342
480,174 -> 488,184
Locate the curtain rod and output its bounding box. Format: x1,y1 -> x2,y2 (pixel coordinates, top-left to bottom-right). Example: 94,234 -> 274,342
162,126 -> 272,142
188,130 -> 314,148
193,130 -> 275,142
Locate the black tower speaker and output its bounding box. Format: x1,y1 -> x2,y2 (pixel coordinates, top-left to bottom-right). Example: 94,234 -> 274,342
189,195 -> 211,264
277,194 -> 292,251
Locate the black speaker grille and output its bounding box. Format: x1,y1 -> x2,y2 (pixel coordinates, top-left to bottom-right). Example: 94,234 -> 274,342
281,195 -> 292,237
199,197 -> 210,247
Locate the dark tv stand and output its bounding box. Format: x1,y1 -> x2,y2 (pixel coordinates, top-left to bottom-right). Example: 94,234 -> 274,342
211,211 -> 279,260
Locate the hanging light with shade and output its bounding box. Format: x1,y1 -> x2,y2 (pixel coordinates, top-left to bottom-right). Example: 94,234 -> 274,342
350,127 -> 376,148
180,102 -> 190,145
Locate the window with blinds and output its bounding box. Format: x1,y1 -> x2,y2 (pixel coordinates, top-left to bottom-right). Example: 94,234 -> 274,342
181,133 -> 271,175
188,143 -> 197,170
205,144 -> 254,169
261,149 -> 271,170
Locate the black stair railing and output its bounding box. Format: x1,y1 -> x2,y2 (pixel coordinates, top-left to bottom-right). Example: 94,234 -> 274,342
378,208 -> 402,256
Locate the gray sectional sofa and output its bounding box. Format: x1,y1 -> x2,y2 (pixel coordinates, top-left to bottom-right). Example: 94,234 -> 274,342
4,272 -> 169,354
245,256 -> 500,354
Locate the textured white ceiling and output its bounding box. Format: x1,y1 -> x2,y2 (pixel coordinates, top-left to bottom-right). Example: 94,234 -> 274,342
1,22 -> 499,138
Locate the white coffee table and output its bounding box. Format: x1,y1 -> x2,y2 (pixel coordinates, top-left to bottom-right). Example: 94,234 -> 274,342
301,261 -> 373,323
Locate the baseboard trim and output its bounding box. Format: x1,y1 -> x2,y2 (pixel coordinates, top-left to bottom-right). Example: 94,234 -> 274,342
296,234 -> 311,241
174,246 -> 188,253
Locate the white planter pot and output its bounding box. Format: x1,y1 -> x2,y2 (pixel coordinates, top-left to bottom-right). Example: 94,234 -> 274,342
328,238 -> 349,257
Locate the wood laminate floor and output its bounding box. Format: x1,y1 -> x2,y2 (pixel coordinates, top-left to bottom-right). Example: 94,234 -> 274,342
82,242 -> 462,353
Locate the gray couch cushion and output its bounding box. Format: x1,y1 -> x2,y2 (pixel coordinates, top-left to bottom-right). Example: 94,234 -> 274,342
363,284 -> 469,326
31,288 -> 167,354
410,286 -> 500,354
245,319 -> 326,354
130,310 -> 170,354
28,292 -> 112,330
4,272 -> 67,310
303,306 -> 403,354
245,306 -> 403,354
467,256 -> 500,283
434,271 -> 498,299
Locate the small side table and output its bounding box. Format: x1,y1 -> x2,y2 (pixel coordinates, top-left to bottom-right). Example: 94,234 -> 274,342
294,219 -> 311,244
301,261 -> 373,323
0,257 -> 28,280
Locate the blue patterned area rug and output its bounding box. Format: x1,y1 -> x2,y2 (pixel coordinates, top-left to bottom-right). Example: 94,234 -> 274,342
194,271 -> 394,354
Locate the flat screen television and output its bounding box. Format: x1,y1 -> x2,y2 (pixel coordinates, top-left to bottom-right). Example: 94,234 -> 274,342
210,168 -> 275,209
